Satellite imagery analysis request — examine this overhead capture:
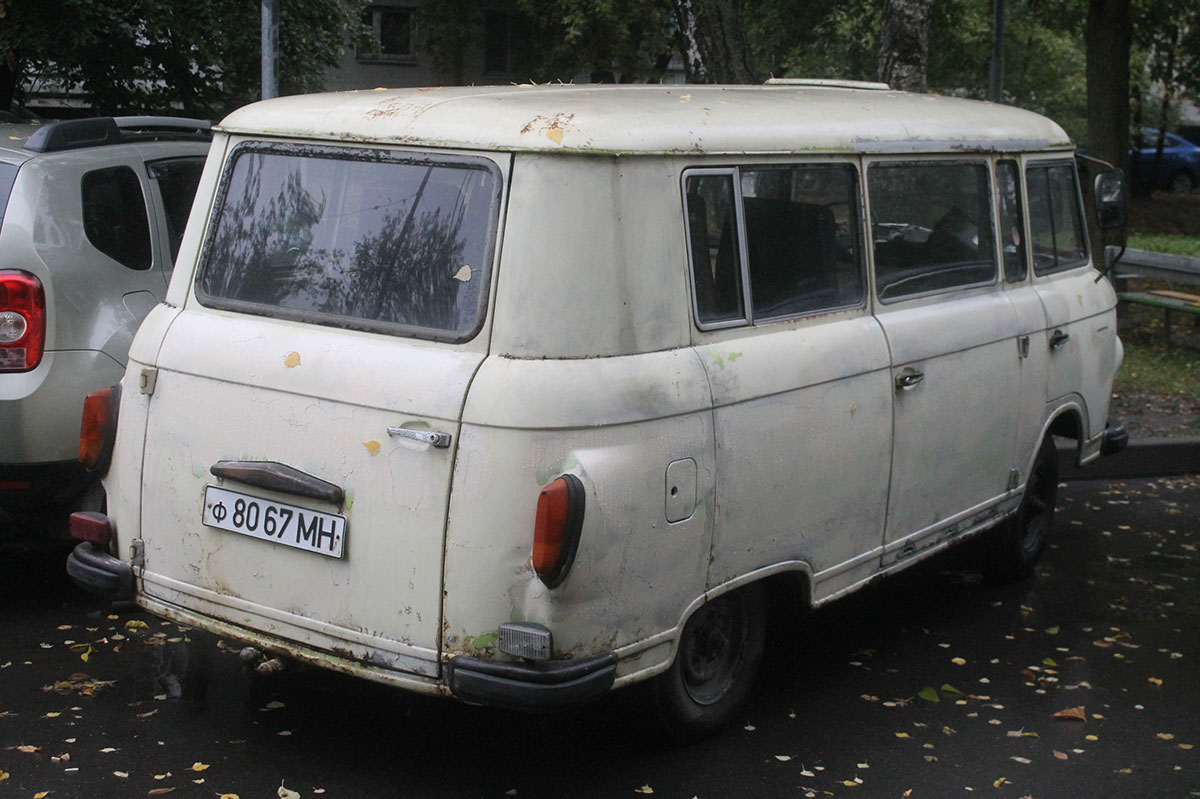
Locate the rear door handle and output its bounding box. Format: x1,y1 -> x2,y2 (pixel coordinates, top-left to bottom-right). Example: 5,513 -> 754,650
1049,330 -> 1070,350
895,369 -> 925,392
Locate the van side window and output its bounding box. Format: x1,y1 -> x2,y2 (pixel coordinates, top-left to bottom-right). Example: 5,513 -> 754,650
996,160 -> 1027,282
740,165 -> 864,320
685,163 -> 863,328
685,173 -> 746,326
81,165 -> 152,271
869,162 -> 996,301
1026,162 -> 1088,274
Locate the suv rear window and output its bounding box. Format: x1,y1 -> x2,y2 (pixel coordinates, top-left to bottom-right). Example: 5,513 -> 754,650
197,145 -> 501,342
82,165 -> 153,271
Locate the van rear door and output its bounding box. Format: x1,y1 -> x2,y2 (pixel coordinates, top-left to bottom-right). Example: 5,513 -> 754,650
136,142 -> 504,679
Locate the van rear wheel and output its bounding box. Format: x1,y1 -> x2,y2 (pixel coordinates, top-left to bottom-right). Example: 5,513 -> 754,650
986,437 -> 1058,582
653,582 -> 766,742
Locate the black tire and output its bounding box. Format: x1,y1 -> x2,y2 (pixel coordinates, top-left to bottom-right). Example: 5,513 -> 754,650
985,436 -> 1058,582
1168,170 -> 1196,194
653,582 -> 767,743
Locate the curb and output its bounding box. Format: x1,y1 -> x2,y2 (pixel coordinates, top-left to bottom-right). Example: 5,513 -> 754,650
1058,436 -> 1200,480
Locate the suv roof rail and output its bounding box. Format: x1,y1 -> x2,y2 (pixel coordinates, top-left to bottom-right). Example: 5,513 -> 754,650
23,116 -> 212,154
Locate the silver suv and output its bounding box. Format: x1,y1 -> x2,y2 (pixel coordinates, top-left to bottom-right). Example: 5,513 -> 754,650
0,117 -> 210,517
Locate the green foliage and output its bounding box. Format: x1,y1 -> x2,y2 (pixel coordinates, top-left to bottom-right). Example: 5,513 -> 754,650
1127,233 -> 1200,256
514,0 -> 675,82
0,0 -> 369,117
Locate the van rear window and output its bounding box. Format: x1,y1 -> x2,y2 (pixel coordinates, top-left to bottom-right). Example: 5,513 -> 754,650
197,145 -> 501,342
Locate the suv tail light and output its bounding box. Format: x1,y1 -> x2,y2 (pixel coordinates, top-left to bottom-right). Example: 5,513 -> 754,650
0,270 -> 46,372
79,385 -> 120,473
533,474 -> 585,588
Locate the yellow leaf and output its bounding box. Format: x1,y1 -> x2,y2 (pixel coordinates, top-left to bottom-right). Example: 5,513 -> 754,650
125,620 -> 149,632
190,762 -> 210,772
951,657 -> 967,666
1053,751 -> 1069,760
34,792 -> 49,798
1148,677 -> 1163,686
1156,733 -> 1176,740
219,795 -> 239,799
634,786 -> 654,795
114,771 -> 129,778
284,351 -> 301,368
993,777 -> 1008,788
895,732 -> 911,739
0,770 -> 8,782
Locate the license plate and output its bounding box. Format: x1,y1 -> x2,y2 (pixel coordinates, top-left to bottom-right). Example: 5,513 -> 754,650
202,485 -> 347,558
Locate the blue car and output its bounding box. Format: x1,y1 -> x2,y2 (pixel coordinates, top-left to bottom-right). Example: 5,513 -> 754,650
1132,129 -> 1200,193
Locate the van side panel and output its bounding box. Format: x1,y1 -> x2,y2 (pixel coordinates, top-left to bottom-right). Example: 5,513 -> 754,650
697,315 -> 893,600
490,155 -> 692,359
447,351 -> 715,675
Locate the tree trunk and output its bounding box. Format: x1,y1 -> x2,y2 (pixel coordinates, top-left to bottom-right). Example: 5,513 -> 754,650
672,0 -> 759,84
1085,0 -> 1132,174
0,60 -> 16,114
878,0 -> 933,92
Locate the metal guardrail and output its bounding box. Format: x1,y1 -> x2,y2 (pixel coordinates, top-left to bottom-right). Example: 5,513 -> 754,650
1108,247 -> 1200,288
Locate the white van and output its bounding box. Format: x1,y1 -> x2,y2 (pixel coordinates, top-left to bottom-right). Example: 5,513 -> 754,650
67,82 -> 1128,739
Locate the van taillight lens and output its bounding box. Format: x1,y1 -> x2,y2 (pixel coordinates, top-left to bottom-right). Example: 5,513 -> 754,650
533,474 -> 585,589
79,385 -> 120,472
0,270 -> 46,372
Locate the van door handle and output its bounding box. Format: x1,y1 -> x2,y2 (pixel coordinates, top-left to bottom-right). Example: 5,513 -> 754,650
1049,330 -> 1070,350
387,426 -> 452,448
895,369 -> 925,392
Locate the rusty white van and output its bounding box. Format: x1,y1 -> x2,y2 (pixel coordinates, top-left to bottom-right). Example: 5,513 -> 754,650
67,82 -> 1128,739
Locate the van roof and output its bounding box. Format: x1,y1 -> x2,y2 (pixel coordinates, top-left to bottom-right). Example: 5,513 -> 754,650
216,84 -> 1073,156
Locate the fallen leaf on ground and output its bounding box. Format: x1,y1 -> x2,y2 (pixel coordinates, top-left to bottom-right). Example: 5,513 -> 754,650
278,783 -> 301,799
190,763 -> 210,772
1054,706 -> 1087,721
634,786 -> 654,795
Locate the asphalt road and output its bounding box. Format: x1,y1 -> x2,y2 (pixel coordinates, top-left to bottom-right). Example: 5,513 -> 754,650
2,476 -> 1197,799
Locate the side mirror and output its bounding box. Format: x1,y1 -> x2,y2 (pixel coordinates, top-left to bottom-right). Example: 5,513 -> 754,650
1093,169 -> 1127,231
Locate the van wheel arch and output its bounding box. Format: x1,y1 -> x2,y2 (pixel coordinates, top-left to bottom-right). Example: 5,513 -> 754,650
652,580 -> 769,742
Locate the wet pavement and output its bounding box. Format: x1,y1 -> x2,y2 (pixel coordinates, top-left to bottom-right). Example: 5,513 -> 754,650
1,475 -> 1197,799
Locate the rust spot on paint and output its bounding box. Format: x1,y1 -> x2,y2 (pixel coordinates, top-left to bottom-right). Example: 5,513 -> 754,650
284,351 -> 301,368
519,113 -> 576,145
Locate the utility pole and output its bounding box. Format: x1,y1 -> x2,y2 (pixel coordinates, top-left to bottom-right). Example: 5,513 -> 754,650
262,0 -> 279,100
988,0 -> 1005,102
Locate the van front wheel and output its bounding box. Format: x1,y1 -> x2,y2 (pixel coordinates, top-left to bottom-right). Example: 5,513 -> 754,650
653,583 -> 767,742
986,437 -> 1058,582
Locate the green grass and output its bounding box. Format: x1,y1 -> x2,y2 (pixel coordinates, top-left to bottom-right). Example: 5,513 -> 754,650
1126,233 -> 1200,257
1114,335 -> 1200,395
1113,304 -> 1200,395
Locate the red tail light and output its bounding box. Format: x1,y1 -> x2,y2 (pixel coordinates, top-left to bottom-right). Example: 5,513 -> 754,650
79,385 -> 120,473
533,474 -> 585,588
0,270 -> 46,372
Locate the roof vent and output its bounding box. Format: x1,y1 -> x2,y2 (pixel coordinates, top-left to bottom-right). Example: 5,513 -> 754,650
764,78 -> 891,91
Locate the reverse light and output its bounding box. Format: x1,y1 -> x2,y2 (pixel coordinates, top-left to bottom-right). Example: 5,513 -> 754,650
532,474 -> 585,589
79,385 -> 120,473
0,270 -> 46,372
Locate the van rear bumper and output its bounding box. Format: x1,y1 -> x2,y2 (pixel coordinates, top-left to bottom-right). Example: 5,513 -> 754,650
66,541 -> 134,601
447,651 -> 618,712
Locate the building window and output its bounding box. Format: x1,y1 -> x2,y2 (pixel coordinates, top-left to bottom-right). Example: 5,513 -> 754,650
359,5 -> 415,64
484,10 -> 530,75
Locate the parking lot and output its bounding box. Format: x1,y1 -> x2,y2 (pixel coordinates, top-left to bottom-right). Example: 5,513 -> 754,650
1,474 -> 1196,798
